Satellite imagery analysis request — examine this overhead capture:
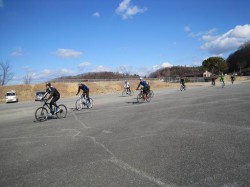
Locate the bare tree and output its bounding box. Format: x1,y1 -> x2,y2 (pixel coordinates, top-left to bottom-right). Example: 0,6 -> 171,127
23,73 -> 33,84
0,60 -> 14,85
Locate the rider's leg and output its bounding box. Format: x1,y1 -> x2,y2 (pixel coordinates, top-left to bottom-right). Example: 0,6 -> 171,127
51,96 -> 60,113
86,91 -> 90,102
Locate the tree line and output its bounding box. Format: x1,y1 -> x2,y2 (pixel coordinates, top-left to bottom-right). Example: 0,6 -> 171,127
149,40 -> 250,78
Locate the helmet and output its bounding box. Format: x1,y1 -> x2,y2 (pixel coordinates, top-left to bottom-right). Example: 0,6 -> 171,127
46,82 -> 51,87
78,82 -> 82,86
139,77 -> 143,80
124,80 -> 127,82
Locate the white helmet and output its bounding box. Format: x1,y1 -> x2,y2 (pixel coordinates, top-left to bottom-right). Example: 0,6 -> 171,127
139,77 -> 143,80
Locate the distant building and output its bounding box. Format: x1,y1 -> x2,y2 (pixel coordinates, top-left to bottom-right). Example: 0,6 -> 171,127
203,70 -> 212,78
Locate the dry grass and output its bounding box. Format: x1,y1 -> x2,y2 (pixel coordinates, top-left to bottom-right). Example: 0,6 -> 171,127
0,76 -> 249,103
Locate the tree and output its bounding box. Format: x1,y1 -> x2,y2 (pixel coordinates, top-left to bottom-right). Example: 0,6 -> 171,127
202,57 -> 227,75
0,60 -> 14,85
227,40 -> 250,74
23,73 -> 33,84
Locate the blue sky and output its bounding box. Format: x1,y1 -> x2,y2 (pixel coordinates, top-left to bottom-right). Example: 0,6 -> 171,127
0,0 -> 250,84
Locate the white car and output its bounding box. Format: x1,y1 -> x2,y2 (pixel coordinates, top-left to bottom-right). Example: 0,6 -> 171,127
35,91 -> 46,101
6,90 -> 18,103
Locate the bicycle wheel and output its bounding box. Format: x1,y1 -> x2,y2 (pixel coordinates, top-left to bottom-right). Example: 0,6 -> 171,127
137,94 -> 144,103
86,98 -> 93,108
75,98 -> 83,110
56,104 -> 67,119
35,107 -> 48,122
122,90 -> 128,97
149,90 -> 154,98
180,85 -> 183,91
129,90 -> 134,96
145,94 -> 151,102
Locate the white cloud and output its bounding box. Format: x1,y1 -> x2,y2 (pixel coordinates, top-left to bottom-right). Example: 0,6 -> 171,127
162,62 -> 173,68
153,62 -> 173,71
53,48 -> 82,58
116,65 -> 132,74
78,62 -> 91,70
92,12 -> 100,17
10,48 -> 24,56
201,24 -> 250,55
92,65 -> 112,72
185,26 -> 217,38
116,0 -> 147,19
184,26 -> 191,32
0,0 -> 4,8
41,68 -> 74,79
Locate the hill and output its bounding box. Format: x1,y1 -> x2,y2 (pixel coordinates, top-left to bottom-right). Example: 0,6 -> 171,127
149,66 -> 204,78
53,72 -> 140,81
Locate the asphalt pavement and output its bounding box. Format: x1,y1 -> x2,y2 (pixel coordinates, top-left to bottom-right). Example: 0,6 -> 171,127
0,82 -> 250,187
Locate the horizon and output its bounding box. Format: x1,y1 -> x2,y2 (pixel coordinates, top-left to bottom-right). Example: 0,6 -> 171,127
1,0 -> 250,85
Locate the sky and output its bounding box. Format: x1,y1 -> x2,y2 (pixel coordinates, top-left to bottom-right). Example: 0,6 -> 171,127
0,0 -> 250,84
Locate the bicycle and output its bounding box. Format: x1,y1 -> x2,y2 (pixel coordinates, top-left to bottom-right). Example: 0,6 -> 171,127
136,88 -> 151,103
75,94 -> 93,110
221,81 -> 225,88
35,99 -> 67,122
122,88 -> 134,97
231,77 -> 235,84
148,90 -> 154,98
180,84 -> 186,91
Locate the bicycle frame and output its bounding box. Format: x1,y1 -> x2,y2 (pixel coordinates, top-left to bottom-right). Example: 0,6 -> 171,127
139,89 -> 148,100
40,99 -> 56,113
80,94 -> 88,105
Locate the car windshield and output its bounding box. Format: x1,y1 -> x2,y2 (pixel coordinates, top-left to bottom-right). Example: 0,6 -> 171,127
36,92 -> 45,95
6,93 -> 16,96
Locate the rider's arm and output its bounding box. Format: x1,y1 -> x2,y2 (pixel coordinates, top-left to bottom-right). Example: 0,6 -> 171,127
136,82 -> 141,90
76,86 -> 80,95
43,92 -> 49,99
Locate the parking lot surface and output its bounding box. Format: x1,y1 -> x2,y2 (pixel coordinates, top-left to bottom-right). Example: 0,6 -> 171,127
0,83 -> 250,187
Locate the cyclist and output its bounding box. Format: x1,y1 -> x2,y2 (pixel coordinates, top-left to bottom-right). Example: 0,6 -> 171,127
220,74 -> 225,85
136,77 -> 149,96
230,75 -> 235,84
43,82 -> 61,115
124,80 -> 131,94
211,75 -> 216,86
180,77 -> 185,88
76,83 -> 90,102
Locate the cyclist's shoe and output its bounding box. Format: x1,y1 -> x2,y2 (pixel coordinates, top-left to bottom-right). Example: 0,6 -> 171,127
56,108 -> 61,113
48,113 -> 52,117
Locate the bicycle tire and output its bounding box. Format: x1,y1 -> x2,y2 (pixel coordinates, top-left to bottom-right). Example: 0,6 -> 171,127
35,107 -> 48,122
129,90 -> 134,96
56,104 -> 67,119
180,85 -> 183,91
75,98 -> 83,110
149,90 -> 154,98
145,94 -> 151,102
86,98 -> 93,108
137,94 -> 144,103
122,90 -> 128,97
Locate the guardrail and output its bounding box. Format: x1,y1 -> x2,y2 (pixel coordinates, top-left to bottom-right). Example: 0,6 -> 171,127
52,77 -> 207,83
52,78 -> 161,83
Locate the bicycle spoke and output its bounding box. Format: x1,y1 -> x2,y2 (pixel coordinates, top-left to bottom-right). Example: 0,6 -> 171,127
56,104 -> 67,118
35,107 -> 48,122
